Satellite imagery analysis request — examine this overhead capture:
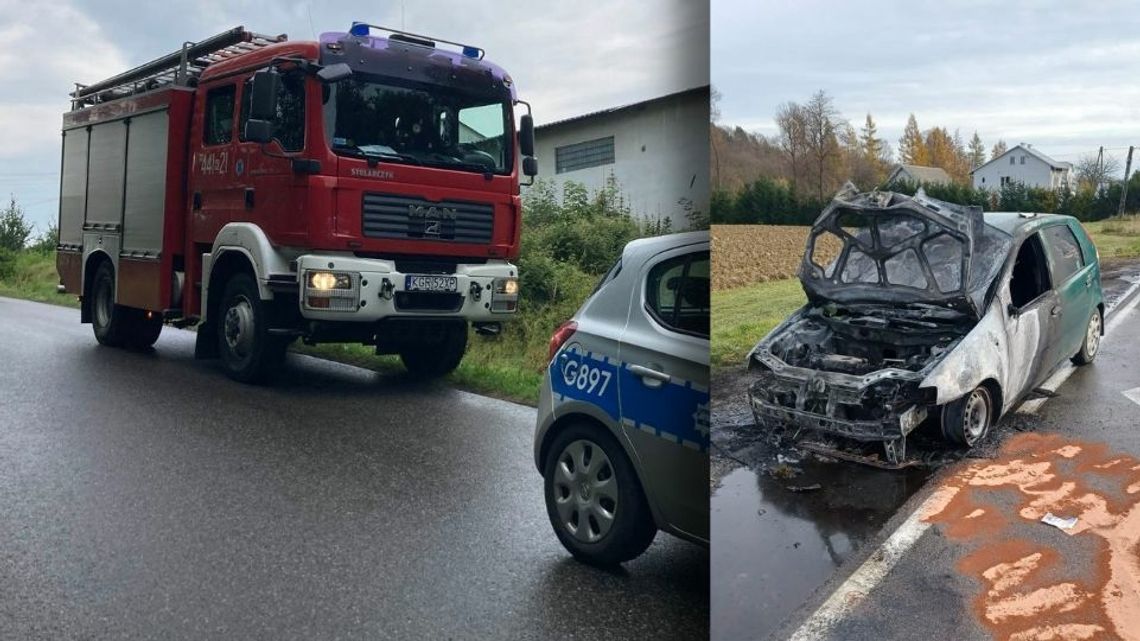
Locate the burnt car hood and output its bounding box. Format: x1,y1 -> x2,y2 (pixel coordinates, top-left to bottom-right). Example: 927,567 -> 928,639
799,186 -> 1012,319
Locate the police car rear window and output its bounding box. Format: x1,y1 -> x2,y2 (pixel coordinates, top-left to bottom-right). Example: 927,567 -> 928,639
646,251 -> 710,338
591,258 -> 622,295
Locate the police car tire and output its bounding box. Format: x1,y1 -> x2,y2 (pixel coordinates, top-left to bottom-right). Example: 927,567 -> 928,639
543,422 -> 657,566
216,273 -> 287,384
400,323 -> 467,379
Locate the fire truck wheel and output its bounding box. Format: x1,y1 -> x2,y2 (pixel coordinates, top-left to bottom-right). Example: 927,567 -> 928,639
399,322 -> 468,379
125,314 -> 163,349
216,273 -> 287,384
91,261 -> 128,347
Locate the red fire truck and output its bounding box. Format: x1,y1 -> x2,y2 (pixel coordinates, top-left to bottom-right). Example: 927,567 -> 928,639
56,24 -> 536,382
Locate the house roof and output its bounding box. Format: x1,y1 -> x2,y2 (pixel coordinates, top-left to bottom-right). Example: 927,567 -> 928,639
970,144 -> 1072,174
534,85 -> 709,131
887,164 -> 953,184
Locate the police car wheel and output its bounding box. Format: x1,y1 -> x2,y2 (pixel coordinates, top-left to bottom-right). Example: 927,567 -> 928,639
543,422 -> 657,566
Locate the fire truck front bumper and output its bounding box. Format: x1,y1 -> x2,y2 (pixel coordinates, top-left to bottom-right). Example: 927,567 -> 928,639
291,254 -> 518,323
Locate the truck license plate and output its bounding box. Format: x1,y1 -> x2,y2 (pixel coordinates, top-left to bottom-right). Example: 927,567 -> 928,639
405,275 -> 458,293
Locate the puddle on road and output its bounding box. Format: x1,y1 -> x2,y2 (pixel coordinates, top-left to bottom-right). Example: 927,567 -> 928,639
711,457 -> 930,641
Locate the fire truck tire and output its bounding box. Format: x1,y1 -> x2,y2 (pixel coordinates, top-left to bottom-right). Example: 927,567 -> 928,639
216,273 -> 287,384
399,322 -> 468,379
125,314 -> 163,349
91,261 -> 128,348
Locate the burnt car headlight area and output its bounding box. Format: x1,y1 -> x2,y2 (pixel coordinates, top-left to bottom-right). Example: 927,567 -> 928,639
748,306 -> 965,448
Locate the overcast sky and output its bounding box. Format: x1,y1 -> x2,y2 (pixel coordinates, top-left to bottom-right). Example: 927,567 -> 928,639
713,0 -> 1140,172
0,0 -> 708,233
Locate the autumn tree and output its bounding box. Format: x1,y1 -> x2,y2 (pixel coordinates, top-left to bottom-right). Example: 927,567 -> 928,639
802,90 -> 844,200
898,114 -> 927,165
968,131 -> 986,170
991,139 -> 1008,161
775,101 -> 808,200
1074,153 -> 1121,194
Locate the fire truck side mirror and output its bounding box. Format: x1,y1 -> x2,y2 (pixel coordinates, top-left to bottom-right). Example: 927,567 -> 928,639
519,114 -> 535,158
249,70 -> 281,121
523,156 -> 538,178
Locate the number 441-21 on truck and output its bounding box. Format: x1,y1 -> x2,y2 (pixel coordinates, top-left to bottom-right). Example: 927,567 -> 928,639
55,23 -> 537,382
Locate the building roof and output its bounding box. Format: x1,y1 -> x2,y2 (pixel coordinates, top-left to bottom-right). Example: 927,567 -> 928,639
535,85 -> 709,131
887,164 -> 953,185
970,144 -> 1072,175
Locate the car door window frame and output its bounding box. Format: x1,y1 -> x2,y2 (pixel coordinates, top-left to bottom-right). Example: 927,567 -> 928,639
1040,223 -> 1086,286
203,84 -> 237,146
643,249 -> 710,339
1008,232 -> 1054,311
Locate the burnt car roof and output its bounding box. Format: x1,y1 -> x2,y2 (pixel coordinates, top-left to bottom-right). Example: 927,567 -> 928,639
799,186 -> 1013,318
983,211 -> 1075,236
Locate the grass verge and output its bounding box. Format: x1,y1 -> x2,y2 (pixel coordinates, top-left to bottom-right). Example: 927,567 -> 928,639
1,250 -> 548,406
711,277 -> 804,369
1085,216 -> 1140,259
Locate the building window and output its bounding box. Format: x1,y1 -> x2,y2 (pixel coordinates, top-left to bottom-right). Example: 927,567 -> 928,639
1020,155 -> 1026,165
1009,156 -> 1015,165
555,136 -> 615,174
1001,176 -> 1011,186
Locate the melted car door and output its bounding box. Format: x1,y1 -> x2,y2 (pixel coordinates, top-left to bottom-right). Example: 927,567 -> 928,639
1003,232 -> 1065,396
616,245 -> 710,542
1041,222 -> 1095,362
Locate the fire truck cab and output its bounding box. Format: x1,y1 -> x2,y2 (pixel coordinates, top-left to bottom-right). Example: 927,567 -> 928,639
56,24 -> 536,382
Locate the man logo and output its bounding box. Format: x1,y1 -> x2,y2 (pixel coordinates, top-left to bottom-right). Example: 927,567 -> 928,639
408,205 -> 459,221
424,220 -> 442,236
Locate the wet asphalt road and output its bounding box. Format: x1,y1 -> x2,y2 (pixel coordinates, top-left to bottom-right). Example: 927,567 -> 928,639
710,258 -> 1140,641
0,297 -> 708,640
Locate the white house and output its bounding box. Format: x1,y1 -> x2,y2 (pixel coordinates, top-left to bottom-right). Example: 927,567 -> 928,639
533,87 -> 710,228
971,144 -> 1073,192
886,164 -> 953,186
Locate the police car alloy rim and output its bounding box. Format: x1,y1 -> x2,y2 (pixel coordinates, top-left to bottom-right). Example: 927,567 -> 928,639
552,439 -> 618,543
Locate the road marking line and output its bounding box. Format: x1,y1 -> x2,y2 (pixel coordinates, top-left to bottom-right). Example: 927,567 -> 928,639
788,277 -> 1140,640
1123,387 -> 1140,407
788,486 -> 959,641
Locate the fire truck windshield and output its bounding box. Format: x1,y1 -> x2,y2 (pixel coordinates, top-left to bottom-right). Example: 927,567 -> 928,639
322,75 -> 512,175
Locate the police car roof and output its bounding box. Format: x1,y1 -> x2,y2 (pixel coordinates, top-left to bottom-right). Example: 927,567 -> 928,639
622,230 -> 708,264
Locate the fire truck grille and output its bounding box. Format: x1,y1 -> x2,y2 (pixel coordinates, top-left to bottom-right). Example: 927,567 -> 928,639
362,193 -> 494,244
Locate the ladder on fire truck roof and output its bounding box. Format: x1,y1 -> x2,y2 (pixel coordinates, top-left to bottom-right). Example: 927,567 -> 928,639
70,26 -> 286,111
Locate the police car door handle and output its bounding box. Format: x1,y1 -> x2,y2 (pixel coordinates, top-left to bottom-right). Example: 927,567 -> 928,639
629,364 -> 670,387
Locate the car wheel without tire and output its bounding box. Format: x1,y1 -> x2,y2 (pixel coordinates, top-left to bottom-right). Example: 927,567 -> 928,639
543,422 -> 657,566
216,273 -> 287,383
399,322 -> 467,379
1072,309 -> 1102,365
941,385 -> 994,447
91,261 -> 129,347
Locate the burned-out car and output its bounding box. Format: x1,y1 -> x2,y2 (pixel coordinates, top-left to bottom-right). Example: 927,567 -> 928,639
747,187 -> 1103,465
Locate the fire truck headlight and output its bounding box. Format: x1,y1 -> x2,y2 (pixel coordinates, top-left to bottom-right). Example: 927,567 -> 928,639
494,277 -> 518,296
308,271 -> 353,290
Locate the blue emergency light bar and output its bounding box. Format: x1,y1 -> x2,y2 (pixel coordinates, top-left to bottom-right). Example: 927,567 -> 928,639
348,22 -> 484,60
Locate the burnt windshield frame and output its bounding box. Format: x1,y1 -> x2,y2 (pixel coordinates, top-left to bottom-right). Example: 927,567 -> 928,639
321,72 -> 513,175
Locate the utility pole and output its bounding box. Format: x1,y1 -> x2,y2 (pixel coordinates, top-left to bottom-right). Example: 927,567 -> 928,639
1118,145 -> 1134,217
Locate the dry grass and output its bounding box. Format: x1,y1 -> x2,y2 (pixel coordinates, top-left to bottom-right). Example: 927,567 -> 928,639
711,224 -> 837,290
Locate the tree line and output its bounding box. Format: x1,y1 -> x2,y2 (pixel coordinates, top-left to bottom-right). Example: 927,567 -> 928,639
711,89 -> 1131,224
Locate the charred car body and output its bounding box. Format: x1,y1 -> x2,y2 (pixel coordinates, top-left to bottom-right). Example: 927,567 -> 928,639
747,187 -> 1104,464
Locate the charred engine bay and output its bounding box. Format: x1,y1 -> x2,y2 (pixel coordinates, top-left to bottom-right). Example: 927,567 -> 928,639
768,303 -> 972,376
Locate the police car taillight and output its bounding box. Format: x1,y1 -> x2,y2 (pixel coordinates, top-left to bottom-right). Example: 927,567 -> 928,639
548,320 -> 578,361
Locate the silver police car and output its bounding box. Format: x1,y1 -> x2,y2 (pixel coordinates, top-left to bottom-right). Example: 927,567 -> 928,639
535,231 -> 709,565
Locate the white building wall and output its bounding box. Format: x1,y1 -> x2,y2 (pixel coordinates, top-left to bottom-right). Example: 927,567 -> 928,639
532,88 -> 710,229
973,147 -> 1071,192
